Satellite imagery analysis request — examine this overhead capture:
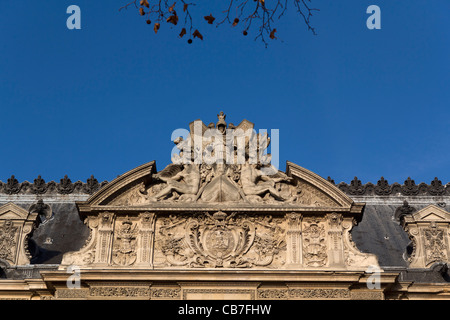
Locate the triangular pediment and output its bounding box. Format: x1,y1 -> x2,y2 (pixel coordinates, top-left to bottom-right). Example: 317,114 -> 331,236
412,205 -> 450,222
0,202 -> 29,220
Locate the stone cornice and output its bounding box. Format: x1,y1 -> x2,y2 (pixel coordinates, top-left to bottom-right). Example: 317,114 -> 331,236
0,175 -> 448,197
0,175 -> 109,196
329,177 -> 450,197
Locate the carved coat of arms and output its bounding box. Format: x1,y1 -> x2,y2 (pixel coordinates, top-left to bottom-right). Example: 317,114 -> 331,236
156,211 -> 286,268
112,219 -> 138,266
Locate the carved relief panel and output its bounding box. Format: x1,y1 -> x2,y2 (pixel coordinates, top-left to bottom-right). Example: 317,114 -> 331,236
0,203 -> 39,266
61,210 -> 379,271
401,205 -> 450,268
60,114 -> 378,272
61,212 -> 156,268
302,217 -> 327,267
153,211 -> 287,269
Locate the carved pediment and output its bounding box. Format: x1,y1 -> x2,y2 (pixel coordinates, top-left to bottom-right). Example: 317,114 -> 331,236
82,161 -> 156,207
0,202 -> 40,266
0,203 -> 29,220
94,162 -> 348,209
65,113 -> 375,273
408,205 -> 450,223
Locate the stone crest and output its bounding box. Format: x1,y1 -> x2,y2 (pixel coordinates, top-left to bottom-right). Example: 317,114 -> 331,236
154,211 -> 286,268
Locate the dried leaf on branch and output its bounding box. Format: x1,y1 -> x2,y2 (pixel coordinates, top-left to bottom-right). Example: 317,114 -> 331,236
193,29 -> 203,40
154,22 -> 160,33
120,0 -> 318,46
204,14 -> 215,24
167,13 -> 179,25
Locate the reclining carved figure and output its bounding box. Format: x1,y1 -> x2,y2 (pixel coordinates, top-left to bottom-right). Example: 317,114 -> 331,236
152,164 -> 201,201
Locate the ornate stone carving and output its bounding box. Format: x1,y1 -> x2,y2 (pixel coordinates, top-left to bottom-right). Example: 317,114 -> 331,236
302,218 -> 327,267
374,177 -> 390,196
106,113 -> 343,207
350,291 -> 384,300
151,288 -> 181,299
3,175 -> 21,195
151,164 -> 201,202
136,212 -> 156,266
0,175 -> 108,195
154,211 -> 286,268
56,288 -> 89,299
429,177 -> 446,196
95,212 -> 115,264
0,220 -> 18,263
90,285 -> 150,297
0,173 -> 447,198
29,199 -> 53,224
112,218 -> 138,266
288,288 -> 350,299
285,180 -> 338,207
61,212 -> 157,268
110,163 -> 339,207
30,175 -> 48,194
258,289 -> 288,299
57,175 -> 76,194
0,203 -> 39,266
395,200 -> 416,221
402,177 -> 419,196
342,218 -> 379,268
400,205 -> 450,268
336,177 -> 449,196
327,213 -> 344,266
61,215 -> 97,266
59,113 -> 378,275
83,175 -> 100,194
423,225 -> 447,266
285,213 -> 302,266
347,177 -> 366,195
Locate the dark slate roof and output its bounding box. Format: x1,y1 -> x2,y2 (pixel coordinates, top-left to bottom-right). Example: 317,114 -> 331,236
352,204 -> 414,267
6,202 -> 91,265
30,202 -> 90,264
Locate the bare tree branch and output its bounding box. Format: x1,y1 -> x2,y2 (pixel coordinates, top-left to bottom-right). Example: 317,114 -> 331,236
121,0 -> 318,45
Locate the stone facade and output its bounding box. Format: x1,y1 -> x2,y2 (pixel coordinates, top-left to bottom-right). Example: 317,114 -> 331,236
0,113 -> 449,300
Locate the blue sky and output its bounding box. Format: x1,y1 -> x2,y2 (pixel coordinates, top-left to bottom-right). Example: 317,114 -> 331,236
0,0 -> 449,185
